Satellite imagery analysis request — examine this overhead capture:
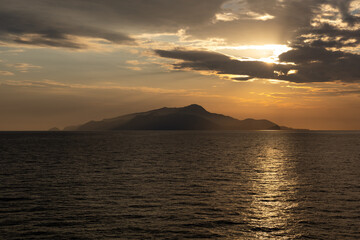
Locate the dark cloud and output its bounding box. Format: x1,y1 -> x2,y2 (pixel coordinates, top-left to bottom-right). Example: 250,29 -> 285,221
155,49 -> 293,81
0,0 -> 225,48
279,46 -> 360,82
1,0 -> 359,82
275,1 -> 360,83
155,0 -> 360,83
279,46 -> 346,64
289,1 -> 360,50
48,0 -> 225,29
155,47 -> 360,83
1,0 -> 358,49
331,0 -> 360,25
0,6 -> 134,49
293,23 -> 360,50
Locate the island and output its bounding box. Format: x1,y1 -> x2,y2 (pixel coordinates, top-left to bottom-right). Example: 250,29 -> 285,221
60,104 -> 303,131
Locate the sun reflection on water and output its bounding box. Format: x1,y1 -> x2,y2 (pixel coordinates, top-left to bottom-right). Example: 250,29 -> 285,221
247,144 -> 299,238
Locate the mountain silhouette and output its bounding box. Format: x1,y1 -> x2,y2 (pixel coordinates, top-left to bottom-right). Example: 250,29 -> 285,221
64,104 -> 293,131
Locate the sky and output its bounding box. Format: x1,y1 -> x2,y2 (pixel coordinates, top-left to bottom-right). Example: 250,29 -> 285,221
1,0 -> 360,130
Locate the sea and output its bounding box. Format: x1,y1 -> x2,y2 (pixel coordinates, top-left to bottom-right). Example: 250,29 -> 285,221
0,131 -> 359,239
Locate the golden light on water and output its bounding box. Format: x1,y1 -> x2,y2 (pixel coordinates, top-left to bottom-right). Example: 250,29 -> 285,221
247,141 -> 299,238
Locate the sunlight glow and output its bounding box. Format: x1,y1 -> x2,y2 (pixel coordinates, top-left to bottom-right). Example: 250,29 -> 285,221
214,44 -> 292,64
214,12 -> 239,22
249,12 -> 275,21
287,69 -> 298,75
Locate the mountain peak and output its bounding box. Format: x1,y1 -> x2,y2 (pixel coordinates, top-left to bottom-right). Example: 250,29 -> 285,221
182,104 -> 207,112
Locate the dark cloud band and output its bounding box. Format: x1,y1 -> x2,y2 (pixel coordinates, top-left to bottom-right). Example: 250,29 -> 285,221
155,47 -> 360,83
0,0 -> 225,48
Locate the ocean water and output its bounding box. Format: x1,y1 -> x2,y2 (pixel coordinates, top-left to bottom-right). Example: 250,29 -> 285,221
0,131 -> 359,239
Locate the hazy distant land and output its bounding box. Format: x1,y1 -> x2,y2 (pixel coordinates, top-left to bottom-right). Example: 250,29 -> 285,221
55,104 -> 304,131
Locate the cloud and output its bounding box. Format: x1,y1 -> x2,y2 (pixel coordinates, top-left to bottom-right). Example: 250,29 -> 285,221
332,0 -> 360,25
155,48 -> 293,80
43,0 -> 225,29
272,1 -> 360,83
1,0 -> 358,49
0,7 -> 135,49
126,66 -> 142,71
0,0 -> 225,49
7,63 -> 42,72
186,0 -> 325,44
0,70 -> 14,76
1,79 -> 69,89
126,60 -> 141,66
279,46 -> 360,82
185,0 -> 360,46
1,0 -> 359,83
0,79 -> 213,97
153,0 -> 360,83
155,47 -> 360,83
